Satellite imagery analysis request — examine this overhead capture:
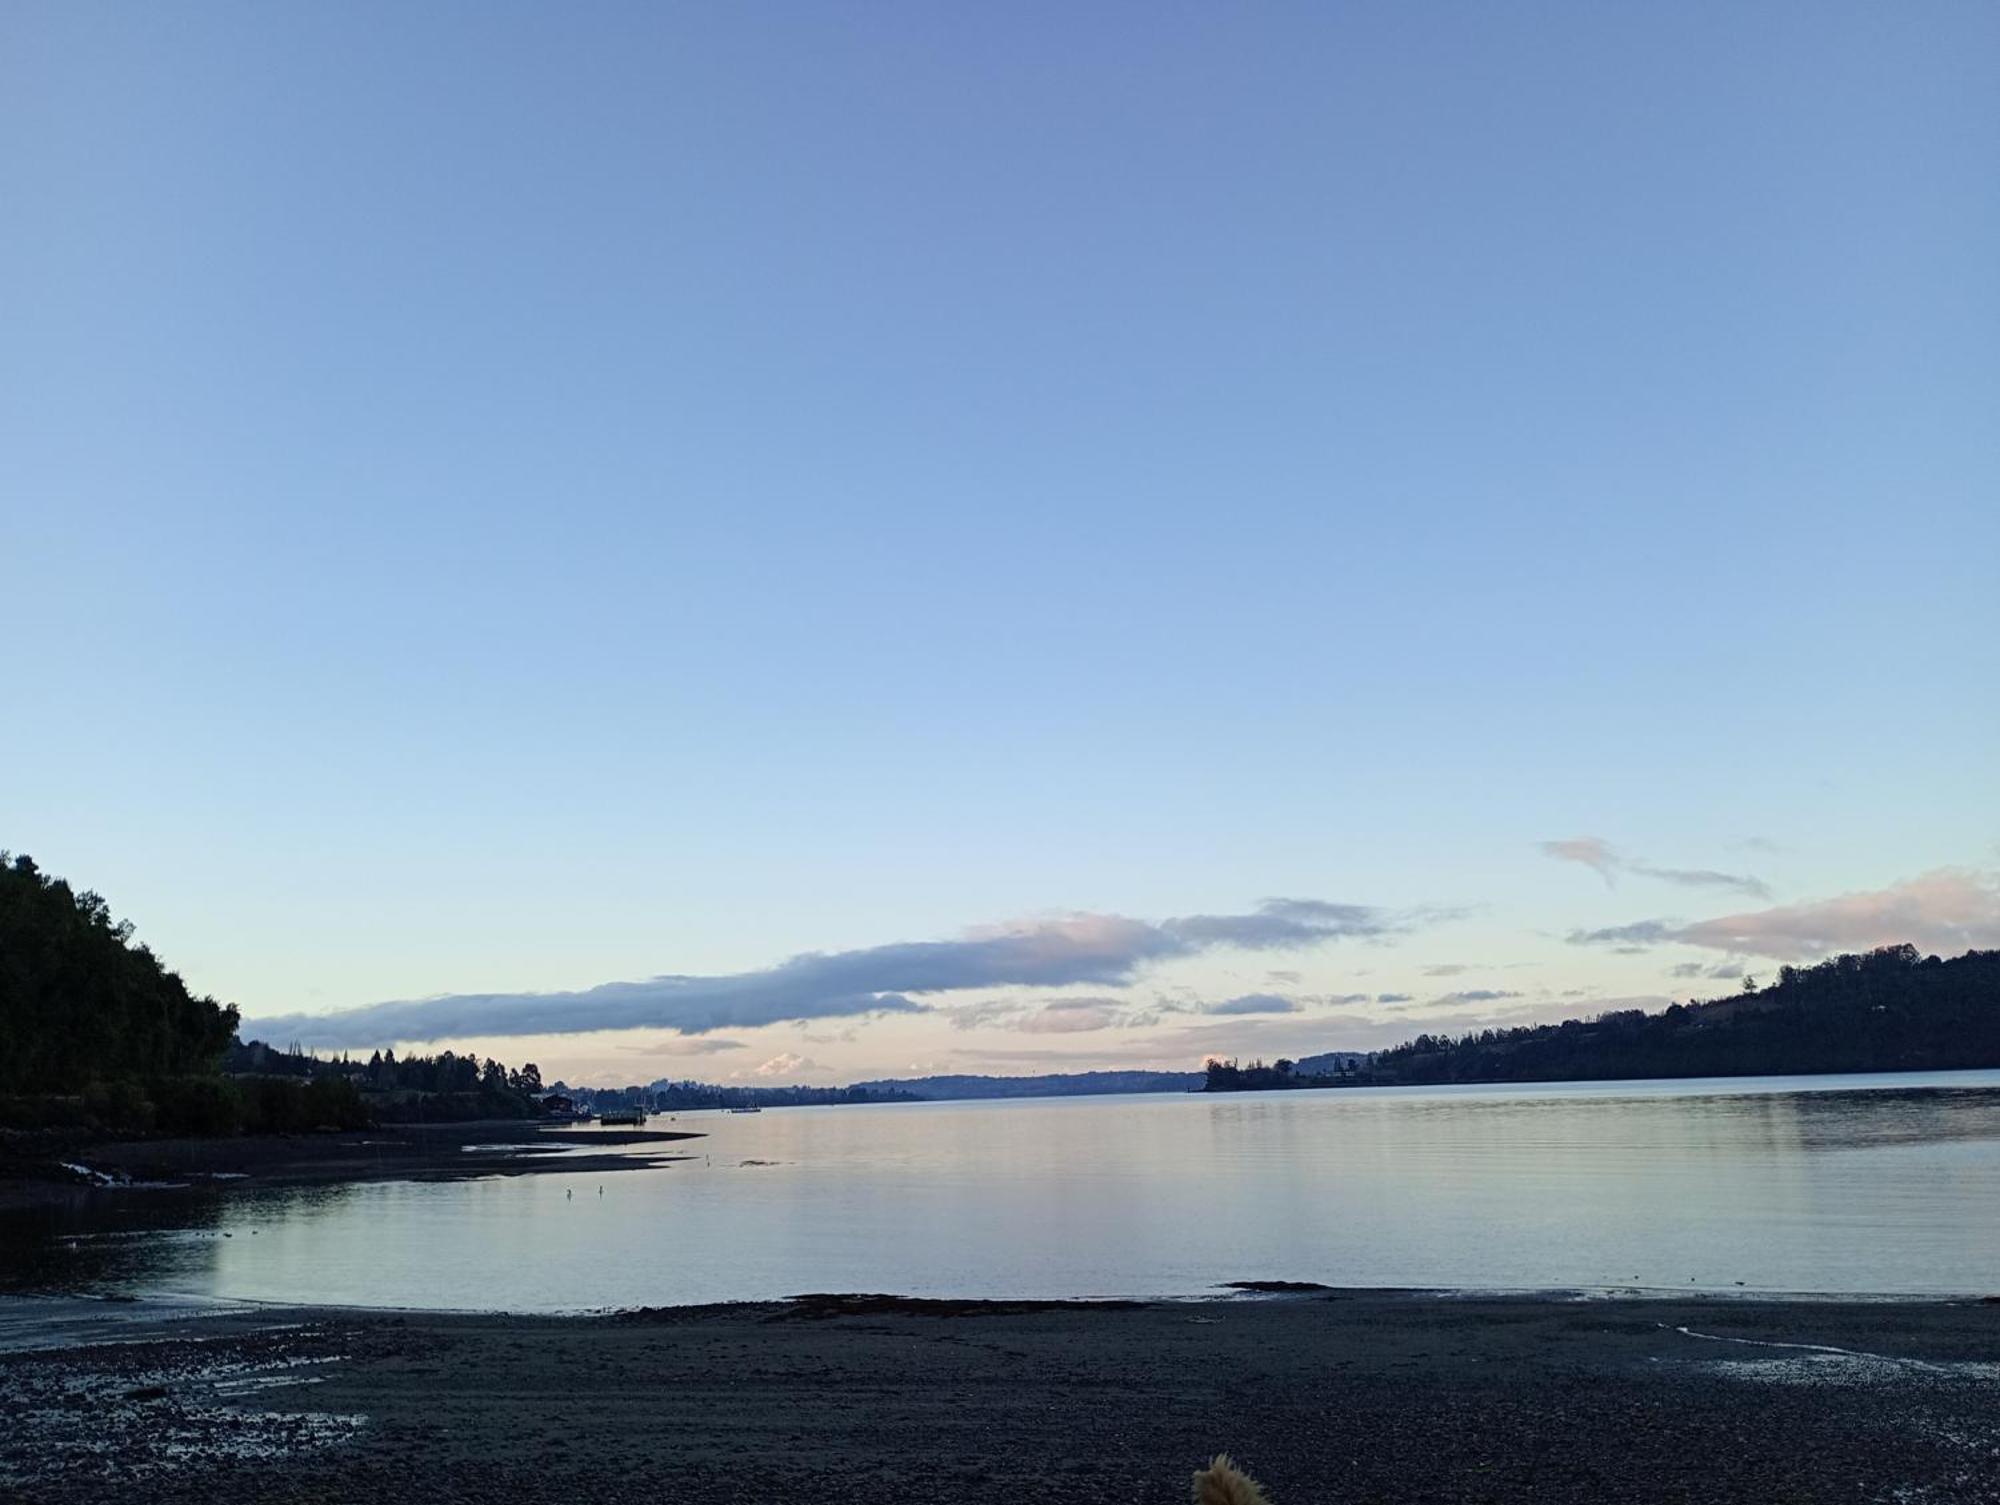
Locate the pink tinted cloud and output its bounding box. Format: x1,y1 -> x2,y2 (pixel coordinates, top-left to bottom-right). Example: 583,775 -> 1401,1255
1540,837 -> 1620,884
1674,868 -> 2000,962
744,1051 -> 817,1078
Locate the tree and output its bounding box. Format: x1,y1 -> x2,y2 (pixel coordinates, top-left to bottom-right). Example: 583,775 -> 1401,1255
0,852 -> 239,1094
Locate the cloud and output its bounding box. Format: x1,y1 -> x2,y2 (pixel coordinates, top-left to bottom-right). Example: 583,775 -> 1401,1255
1016,999 -> 1127,1034
1634,865 -> 1772,900
1421,963 -> 1470,977
944,1046 -> 1133,1067
796,1025 -> 861,1045
1160,897 -> 1393,950
1541,837 -> 1621,884
1672,869 -> 2000,962
1570,870 -> 2000,965
1567,920 -> 1679,948
1540,836 -> 1769,898
1433,989 -> 1521,1004
1375,992 -> 1413,1004
245,895 -> 1415,1050
1202,994 -> 1301,1016
746,1052 -> 815,1078
942,998 -> 1033,1031
622,1037 -> 747,1055
1668,962 -> 1744,981
948,989 -> 1300,1033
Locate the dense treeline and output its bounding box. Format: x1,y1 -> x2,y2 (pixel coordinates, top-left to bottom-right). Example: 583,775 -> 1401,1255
0,853 -> 546,1134
849,1070 -> 1201,1100
0,853 -> 239,1095
229,1040 -> 549,1123
351,1045 -> 545,1122
1210,946 -> 1997,1091
0,852 -> 379,1134
576,1079 -> 919,1111
1203,1057 -> 1356,1092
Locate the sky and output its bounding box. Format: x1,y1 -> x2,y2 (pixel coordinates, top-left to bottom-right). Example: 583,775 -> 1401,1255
4,4 -> 1996,1087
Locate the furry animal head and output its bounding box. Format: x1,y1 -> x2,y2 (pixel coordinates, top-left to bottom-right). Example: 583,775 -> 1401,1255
1192,1453 -> 1272,1505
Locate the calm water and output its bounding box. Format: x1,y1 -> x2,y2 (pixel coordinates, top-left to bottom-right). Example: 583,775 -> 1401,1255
7,1072 -> 2000,1310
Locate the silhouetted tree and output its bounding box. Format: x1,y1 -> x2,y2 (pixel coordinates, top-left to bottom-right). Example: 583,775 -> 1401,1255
0,852 -> 239,1095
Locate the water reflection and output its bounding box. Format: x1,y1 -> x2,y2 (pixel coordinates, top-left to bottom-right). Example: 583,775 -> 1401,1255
5,1072 -> 1998,1308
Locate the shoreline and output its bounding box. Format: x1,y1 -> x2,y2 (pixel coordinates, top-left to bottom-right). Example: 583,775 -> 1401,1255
7,1278 -> 1996,1335
0,1120 -> 703,1212
4,1288 -> 1997,1503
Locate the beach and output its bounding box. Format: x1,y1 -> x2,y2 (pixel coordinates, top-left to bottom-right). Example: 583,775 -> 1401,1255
4,1290 -> 1997,1503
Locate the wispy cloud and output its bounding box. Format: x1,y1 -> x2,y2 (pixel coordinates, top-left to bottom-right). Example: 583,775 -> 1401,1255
1570,869 -> 2000,963
1540,836 -> 1769,899
942,998 -> 1036,1031
1202,993 -> 1300,1016
1540,837 -> 1621,884
1567,920 -> 1679,947
621,1037 -> 748,1056
1162,897 -> 1393,950
1636,864 -> 1773,899
1016,999 -> 1128,1034
247,897 -> 1416,1049
947,988 -> 1304,1033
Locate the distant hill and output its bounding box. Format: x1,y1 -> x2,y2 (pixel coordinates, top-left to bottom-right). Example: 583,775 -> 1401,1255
1294,1050 -> 1372,1076
850,1070 -> 1202,1100
1206,946 -> 2000,1092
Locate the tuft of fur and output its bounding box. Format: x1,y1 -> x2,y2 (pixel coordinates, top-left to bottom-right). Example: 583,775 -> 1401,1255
1192,1453 -> 1273,1505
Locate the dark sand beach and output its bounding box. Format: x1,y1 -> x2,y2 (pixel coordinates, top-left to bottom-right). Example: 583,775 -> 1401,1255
3,1290 -> 1997,1504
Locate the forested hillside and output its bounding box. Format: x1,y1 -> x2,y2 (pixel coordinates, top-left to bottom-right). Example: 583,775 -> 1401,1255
0,853 -> 239,1094
1364,945 -> 2000,1085
0,853 -> 371,1133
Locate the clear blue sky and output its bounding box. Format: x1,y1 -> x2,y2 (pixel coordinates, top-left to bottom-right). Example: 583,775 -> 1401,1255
5,4 -> 1996,1083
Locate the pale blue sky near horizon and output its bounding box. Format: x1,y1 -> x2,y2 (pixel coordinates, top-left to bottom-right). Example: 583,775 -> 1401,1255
4,4 -> 1996,1082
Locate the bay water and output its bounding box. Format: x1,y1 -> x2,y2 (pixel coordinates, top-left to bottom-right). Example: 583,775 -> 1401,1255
6,1071 -> 1999,1310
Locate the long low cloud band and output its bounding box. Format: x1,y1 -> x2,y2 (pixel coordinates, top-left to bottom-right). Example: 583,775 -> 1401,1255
244,897 -> 1402,1050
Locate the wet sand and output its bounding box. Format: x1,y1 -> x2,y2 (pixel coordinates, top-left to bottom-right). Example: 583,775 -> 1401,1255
3,1290 -> 1997,1503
